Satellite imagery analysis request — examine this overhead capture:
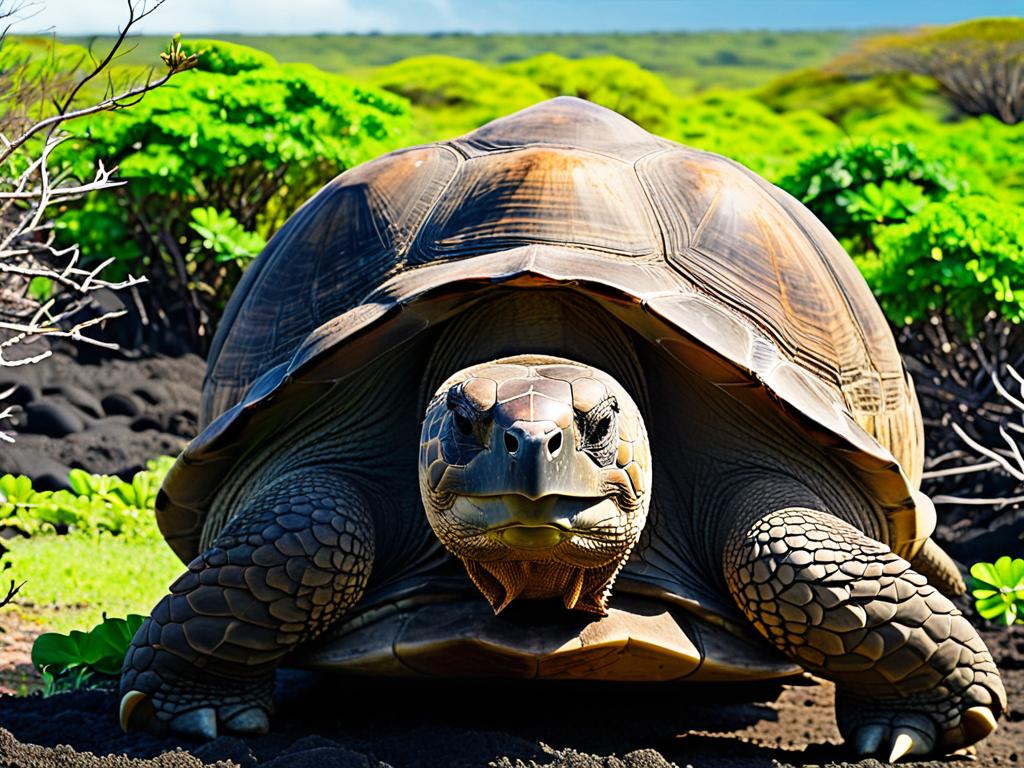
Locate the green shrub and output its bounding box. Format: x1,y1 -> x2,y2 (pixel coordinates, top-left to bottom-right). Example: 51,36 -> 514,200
189,38 -> 277,75
755,68 -> 948,127
846,110 -> 1024,206
189,206 -> 267,266
778,139 -> 963,254
370,55 -> 546,139
869,195 -> 1024,331
0,457 -> 173,539
852,18 -> 1024,124
502,54 -> 679,134
57,42 -> 411,351
32,614 -> 145,692
0,37 -> 92,126
970,557 -> 1024,626
670,91 -> 842,180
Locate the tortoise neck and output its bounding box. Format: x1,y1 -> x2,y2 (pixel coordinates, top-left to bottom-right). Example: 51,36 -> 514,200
421,289 -> 648,414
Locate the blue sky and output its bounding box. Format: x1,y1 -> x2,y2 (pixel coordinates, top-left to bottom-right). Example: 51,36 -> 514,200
24,0 -> 1024,35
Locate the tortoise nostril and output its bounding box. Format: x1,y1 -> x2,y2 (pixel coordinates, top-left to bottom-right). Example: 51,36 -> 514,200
547,431 -> 562,458
504,431 -> 520,455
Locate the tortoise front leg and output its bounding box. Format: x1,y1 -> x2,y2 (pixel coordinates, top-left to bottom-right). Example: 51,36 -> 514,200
723,508 -> 1005,761
119,470 -> 374,739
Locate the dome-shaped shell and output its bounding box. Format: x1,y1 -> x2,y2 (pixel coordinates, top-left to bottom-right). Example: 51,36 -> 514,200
163,97 -> 929,568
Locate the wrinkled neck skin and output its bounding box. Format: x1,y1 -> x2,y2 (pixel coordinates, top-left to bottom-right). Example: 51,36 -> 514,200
419,291 -> 652,615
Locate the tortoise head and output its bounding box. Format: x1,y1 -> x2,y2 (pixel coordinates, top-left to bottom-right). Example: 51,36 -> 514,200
418,356 -> 651,615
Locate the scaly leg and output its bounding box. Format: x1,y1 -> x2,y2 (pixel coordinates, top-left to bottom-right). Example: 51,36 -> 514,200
724,508 -> 1005,761
119,470 -> 374,739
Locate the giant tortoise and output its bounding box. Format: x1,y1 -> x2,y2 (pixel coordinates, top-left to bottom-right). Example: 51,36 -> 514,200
120,97 -> 1005,760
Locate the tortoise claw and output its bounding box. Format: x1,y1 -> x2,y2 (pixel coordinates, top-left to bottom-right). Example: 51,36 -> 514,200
888,729 -> 930,763
119,690 -> 148,733
224,706 -> 270,735
963,706 -> 998,743
170,707 -> 218,740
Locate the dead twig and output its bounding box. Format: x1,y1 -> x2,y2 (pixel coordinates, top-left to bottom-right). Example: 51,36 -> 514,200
0,579 -> 25,609
0,0 -> 193,439
932,364 -> 1024,507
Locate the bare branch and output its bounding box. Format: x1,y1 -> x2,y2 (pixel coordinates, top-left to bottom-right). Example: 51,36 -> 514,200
0,579 -> 25,609
921,460 -> 1002,480
0,0 -> 188,441
932,494 -> 1024,507
951,421 -> 1024,482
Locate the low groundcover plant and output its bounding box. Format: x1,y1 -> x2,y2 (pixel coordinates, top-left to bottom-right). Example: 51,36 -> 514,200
970,556 -> 1024,626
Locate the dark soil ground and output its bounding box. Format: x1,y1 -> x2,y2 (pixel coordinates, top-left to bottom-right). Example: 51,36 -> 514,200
0,352 -> 1021,767
0,624 -> 1021,767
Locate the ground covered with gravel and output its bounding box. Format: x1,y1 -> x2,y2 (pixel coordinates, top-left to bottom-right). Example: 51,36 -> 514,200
0,625 -> 1019,768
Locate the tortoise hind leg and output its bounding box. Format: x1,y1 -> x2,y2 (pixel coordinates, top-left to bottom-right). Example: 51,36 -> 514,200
120,469 -> 374,739
723,507 -> 1005,761
909,538 -> 966,598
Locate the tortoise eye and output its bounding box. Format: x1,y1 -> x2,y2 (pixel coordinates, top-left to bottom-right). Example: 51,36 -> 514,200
442,398 -> 487,465
580,397 -> 618,466
589,415 -> 612,444
454,411 -> 474,436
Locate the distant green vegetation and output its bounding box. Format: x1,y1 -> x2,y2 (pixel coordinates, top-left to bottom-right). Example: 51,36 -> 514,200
16,20 -> 1021,339
61,30 -> 866,93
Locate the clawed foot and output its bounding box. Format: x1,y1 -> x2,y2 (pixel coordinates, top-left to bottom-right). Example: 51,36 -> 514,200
120,685 -> 273,739
839,684 -> 1002,762
120,633 -> 275,739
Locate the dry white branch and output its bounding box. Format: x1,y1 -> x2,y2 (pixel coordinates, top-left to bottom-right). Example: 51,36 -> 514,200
932,364 -> 1024,507
0,0 -> 190,440
0,384 -> 16,442
950,421 -> 1024,482
992,368 -> 1024,413
921,459 -> 1002,480
932,494 -> 1024,507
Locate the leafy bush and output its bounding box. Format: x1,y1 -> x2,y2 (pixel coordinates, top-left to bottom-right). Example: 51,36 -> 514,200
370,55 -> 546,139
502,54 -> 679,134
190,38 -> 276,75
778,139 -> 963,253
970,557 -> 1024,626
0,457 -> 173,539
57,41 -> 411,351
671,91 -> 842,180
32,614 -> 145,693
189,207 -> 267,266
852,18 -> 1024,124
845,110 -> 1024,206
868,196 -> 1024,331
755,68 -> 947,127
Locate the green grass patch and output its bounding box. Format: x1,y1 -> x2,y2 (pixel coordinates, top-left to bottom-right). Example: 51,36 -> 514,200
3,535 -> 183,635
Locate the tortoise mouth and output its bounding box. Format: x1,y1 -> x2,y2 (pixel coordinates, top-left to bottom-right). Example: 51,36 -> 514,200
488,524 -> 571,549
452,493 -> 619,537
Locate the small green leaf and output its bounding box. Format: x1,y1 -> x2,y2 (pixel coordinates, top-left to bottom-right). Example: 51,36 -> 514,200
31,632 -> 85,671
31,614 -> 149,680
67,469 -> 96,497
970,557 -> 1024,627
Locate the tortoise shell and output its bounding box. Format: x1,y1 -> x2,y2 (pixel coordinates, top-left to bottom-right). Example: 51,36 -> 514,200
159,96 -> 930,595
